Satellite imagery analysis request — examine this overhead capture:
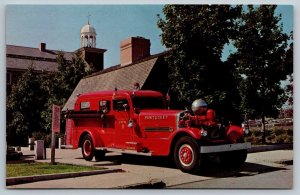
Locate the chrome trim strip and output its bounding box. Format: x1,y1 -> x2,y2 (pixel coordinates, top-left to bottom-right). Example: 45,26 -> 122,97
144,127 -> 171,132
95,147 -> 152,156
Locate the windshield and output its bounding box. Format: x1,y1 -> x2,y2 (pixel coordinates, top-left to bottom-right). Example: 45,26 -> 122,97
132,96 -> 165,110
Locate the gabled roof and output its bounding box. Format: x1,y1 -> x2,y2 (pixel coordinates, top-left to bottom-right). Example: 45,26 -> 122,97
62,54 -> 163,111
7,57 -> 59,72
6,45 -> 74,72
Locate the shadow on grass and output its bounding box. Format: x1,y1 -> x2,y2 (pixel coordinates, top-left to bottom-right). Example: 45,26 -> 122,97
6,154 -> 35,164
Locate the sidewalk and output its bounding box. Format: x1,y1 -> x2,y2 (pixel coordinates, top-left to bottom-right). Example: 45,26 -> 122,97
6,144 -> 293,188
248,143 -> 293,153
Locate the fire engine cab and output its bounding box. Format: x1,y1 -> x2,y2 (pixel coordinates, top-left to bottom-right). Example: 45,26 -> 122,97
65,89 -> 251,173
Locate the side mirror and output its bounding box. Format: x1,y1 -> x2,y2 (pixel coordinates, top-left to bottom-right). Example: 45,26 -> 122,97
101,108 -> 108,114
123,103 -> 129,111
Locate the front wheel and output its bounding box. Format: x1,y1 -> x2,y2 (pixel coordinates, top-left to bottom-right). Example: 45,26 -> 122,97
81,134 -> 94,161
174,136 -> 201,173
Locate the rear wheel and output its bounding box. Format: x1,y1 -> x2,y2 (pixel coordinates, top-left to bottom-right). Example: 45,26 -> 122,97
81,134 -> 94,161
174,136 -> 201,173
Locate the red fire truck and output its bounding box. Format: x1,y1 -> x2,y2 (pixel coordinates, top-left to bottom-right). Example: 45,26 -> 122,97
65,89 -> 251,173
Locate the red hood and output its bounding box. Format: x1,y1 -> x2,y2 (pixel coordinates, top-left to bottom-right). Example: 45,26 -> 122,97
138,109 -> 183,133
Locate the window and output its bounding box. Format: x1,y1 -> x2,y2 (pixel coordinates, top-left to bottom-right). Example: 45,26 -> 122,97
99,100 -> 110,112
80,101 -> 90,111
113,99 -> 129,111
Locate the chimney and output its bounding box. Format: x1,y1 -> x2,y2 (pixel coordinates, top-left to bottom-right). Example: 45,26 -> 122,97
39,42 -> 46,52
120,37 -> 151,66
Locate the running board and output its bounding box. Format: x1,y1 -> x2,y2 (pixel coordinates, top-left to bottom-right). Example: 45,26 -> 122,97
60,145 -> 74,149
95,147 -> 152,156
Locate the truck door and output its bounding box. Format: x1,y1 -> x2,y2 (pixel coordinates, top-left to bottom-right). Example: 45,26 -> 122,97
98,99 -> 115,148
112,98 -> 133,149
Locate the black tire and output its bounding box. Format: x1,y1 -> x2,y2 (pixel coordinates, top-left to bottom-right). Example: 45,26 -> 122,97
81,134 -> 94,161
220,149 -> 247,167
174,136 -> 201,173
94,150 -> 106,161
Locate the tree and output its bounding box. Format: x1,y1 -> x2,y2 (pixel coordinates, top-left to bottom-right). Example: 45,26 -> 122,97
286,75 -> 293,106
283,33 -> 293,77
157,5 -> 243,121
284,34 -> 293,107
41,51 -> 89,132
7,65 -> 47,145
7,51 -> 90,146
231,5 -> 291,143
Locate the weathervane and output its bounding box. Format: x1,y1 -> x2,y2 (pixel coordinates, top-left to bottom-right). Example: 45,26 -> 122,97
87,13 -> 91,25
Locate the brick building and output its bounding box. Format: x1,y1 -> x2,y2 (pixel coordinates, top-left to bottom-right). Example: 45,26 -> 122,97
6,43 -> 72,95
6,21 -> 106,96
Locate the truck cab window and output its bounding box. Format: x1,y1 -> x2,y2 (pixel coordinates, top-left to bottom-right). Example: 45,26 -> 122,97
113,99 -> 129,111
80,101 -> 90,111
99,100 -> 110,113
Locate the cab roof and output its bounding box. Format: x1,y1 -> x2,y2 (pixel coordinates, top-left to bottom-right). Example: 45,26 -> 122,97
78,90 -> 163,99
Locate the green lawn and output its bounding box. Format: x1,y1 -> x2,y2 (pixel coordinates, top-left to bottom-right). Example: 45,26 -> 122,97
7,162 -> 103,178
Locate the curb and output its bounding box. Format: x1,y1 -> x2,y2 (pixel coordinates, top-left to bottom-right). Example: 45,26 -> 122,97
248,144 -> 293,153
6,168 -> 123,186
117,179 -> 166,189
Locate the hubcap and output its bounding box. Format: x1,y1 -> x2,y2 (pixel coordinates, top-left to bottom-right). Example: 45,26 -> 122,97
179,144 -> 194,167
83,140 -> 92,156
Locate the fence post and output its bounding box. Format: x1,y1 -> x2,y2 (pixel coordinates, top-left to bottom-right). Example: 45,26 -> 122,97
35,140 -> 46,160
28,138 -> 35,151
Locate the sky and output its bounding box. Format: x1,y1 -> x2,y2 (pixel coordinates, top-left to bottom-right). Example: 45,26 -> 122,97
6,5 -> 166,68
6,4 -> 293,68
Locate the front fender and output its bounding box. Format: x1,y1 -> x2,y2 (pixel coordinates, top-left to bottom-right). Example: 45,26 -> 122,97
79,129 -> 104,148
170,127 -> 202,142
165,127 -> 201,156
177,127 -> 202,140
227,125 -> 244,142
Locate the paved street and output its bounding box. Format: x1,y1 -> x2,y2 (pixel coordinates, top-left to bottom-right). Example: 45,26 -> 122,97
168,165 -> 293,188
7,147 -> 293,189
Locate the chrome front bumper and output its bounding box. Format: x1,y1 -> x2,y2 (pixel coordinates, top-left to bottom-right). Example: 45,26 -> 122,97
200,142 -> 251,154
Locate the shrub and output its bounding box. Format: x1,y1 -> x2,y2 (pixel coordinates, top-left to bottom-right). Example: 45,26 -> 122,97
286,129 -> 293,136
246,124 -> 293,145
32,131 -> 52,148
252,130 -> 262,137
275,135 -> 284,143
284,136 -> 293,143
274,128 -> 285,136
265,129 -> 272,137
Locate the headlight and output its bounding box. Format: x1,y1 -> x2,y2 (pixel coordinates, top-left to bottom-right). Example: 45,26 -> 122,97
201,129 -> 208,137
242,123 -> 250,136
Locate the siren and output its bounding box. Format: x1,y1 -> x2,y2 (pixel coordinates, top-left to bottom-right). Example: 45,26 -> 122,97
134,82 -> 140,90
